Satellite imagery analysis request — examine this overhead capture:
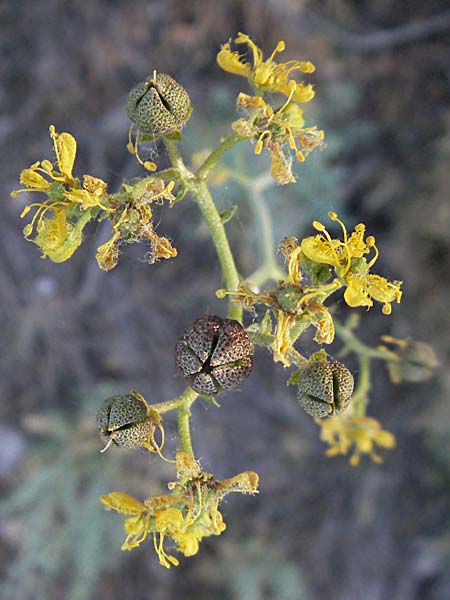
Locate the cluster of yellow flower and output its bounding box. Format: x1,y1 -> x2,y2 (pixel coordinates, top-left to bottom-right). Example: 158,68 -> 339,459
217,33 -> 324,184
12,126 -> 177,270
101,452 -> 258,568
315,415 -> 396,466
219,211 -> 402,367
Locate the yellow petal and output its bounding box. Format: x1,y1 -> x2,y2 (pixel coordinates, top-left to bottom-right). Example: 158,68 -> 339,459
217,43 -> 251,77
374,430 -> 396,448
344,275 -> 372,308
346,224 -> 368,258
83,174 -> 108,194
176,531 -> 200,557
367,275 -> 402,304
270,148 -> 296,185
278,82 -> 315,103
49,125 -> 76,180
301,236 -> 340,267
20,168 -> 51,190
100,492 -> 147,515
96,238 -> 119,271
34,207 -> 91,263
64,188 -> 101,209
155,508 -> 184,533
218,471 -> 259,495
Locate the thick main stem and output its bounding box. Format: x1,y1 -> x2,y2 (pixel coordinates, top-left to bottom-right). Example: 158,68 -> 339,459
193,182 -> 242,322
163,137 -> 242,323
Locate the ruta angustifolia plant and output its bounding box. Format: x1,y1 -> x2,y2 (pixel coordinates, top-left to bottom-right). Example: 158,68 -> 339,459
12,33 -> 438,568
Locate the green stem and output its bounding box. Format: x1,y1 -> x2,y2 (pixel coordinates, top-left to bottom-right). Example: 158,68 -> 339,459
151,387 -> 198,456
177,404 -> 194,455
196,133 -> 244,181
151,387 -> 198,415
162,137 -> 242,322
352,353 -> 370,417
193,181 -> 242,321
334,319 -> 398,362
232,172 -> 285,287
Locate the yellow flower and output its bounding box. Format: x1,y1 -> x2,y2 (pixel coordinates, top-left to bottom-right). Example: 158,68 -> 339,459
301,212 -> 402,314
33,206 -> 92,263
316,415 -> 396,465
12,126 -> 111,263
232,92 -> 324,185
100,452 -> 259,569
217,33 -> 316,102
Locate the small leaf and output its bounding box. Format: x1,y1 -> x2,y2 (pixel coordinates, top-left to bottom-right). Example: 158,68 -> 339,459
219,204 -> 237,225
260,310 -> 273,337
309,349 -> 328,363
287,370 -> 304,386
200,395 -> 221,408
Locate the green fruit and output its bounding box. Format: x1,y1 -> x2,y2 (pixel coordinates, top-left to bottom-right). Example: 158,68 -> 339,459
96,393 -> 152,448
126,73 -> 191,136
296,360 -> 354,418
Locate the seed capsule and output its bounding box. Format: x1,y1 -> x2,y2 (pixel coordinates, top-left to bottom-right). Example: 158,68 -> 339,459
126,73 -> 191,136
175,315 -> 254,395
96,392 -> 153,449
296,360 -> 354,418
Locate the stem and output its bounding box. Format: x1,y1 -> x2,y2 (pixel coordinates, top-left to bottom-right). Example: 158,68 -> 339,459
151,387 -> 198,456
194,182 -> 242,321
334,319 -> 398,362
352,353 -> 370,417
162,137 -> 242,322
151,387 -> 198,415
232,172 -> 286,287
177,403 -> 194,455
196,133 -> 244,181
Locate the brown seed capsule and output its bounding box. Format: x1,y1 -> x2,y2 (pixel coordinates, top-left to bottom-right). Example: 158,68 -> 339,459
126,73 -> 191,136
175,315 -> 254,395
96,392 -> 153,449
296,360 -> 354,418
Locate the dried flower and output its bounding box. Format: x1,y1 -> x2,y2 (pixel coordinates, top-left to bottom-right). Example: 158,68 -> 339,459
100,452 -> 258,568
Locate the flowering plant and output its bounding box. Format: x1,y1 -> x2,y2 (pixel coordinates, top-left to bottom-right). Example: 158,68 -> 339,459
11,34 -> 437,568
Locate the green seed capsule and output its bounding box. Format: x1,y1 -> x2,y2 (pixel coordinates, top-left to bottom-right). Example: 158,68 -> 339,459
296,360 -> 354,418
96,392 -> 153,449
126,73 -> 191,136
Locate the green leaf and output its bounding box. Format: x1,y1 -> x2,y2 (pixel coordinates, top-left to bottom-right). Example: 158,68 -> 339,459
219,204 -> 237,225
309,349 -> 328,363
260,310 -> 273,337
200,395 -> 221,408
287,370 -> 303,386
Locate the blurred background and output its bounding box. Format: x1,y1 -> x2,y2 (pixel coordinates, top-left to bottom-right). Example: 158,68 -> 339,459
1,1 -> 449,599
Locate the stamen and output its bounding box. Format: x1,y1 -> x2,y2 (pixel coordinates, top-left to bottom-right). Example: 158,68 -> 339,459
367,238 -> 379,269
269,40 -> 285,62
328,212 -> 351,272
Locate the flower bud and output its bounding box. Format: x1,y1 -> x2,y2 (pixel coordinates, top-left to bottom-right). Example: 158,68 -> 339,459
175,315 -> 253,395
127,73 -> 191,136
96,392 -> 154,449
276,283 -> 302,314
296,359 -> 354,418
382,338 -> 439,383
